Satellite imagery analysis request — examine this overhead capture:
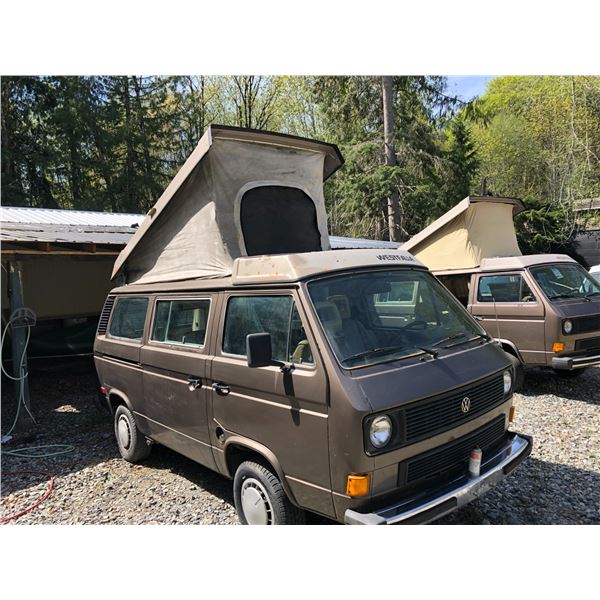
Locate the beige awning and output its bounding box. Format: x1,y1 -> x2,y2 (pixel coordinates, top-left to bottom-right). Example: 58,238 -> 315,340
402,196 -> 525,272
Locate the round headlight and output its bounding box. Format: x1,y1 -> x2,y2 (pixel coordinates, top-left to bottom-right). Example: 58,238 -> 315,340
503,369 -> 512,395
369,415 -> 392,448
563,319 -> 573,335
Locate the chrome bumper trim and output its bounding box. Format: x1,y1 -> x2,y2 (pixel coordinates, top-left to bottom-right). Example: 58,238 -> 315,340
344,432 -> 532,525
552,353 -> 600,369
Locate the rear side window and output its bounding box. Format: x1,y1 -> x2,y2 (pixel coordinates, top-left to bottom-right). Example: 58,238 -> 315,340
477,275 -> 536,303
151,299 -> 210,347
222,295 -> 314,365
108,297 -> 148,340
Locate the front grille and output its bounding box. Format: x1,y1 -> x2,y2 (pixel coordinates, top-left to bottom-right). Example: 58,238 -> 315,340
575,336 -> 600,352
97,295 -> 116,335
402,415 -> 506,486
404,373 -> 504,444
572,314 -> 600,335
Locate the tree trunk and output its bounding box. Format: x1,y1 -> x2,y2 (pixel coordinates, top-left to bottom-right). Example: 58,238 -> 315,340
382,76 -> 401,241
132,76 -> 156,211
123,77 -> 136,212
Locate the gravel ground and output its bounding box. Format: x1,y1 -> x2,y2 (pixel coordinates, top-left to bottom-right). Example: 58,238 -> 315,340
1,362 -> 598,525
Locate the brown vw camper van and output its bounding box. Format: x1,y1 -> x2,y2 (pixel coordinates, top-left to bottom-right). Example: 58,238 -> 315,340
403,196 -> 600,377
94,127 -> 532,525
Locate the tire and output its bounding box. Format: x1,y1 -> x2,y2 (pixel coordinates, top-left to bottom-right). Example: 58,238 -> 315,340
513,361 -> 525,392
114,404 -> 151,462
233,460 -> 305,525
553,368 -> 587,379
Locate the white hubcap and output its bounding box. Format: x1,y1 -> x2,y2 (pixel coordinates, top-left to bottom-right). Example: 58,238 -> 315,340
117,415 -> 131,449
240,478 -> 273,525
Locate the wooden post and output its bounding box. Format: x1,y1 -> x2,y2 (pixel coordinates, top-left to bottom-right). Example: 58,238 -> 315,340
7,260 -> 31,427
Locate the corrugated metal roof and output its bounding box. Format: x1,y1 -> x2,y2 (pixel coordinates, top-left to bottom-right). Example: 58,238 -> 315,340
0,207 -> 400,251
0,206 -> 144,227
330,236 -> 399,249
1,222 -> 137,246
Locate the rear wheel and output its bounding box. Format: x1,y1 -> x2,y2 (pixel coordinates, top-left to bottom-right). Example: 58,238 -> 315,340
114,404 -> 152,462
553,368 -> 587,379
233,460 -> 305,525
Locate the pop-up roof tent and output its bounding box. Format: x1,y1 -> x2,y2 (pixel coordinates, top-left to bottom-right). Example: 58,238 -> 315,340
112,125 -> 343,284
401,196 -> 525,272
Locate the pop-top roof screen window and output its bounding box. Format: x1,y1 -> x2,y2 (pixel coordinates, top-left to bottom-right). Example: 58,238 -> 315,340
240,185 -> 321,256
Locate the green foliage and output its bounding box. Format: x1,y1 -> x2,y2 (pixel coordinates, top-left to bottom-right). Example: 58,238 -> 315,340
314,76 -> 466,240
469,76 -> 600,249
1,75 -> 314,213
516,197 -> 576,254
443,116 -> 479,203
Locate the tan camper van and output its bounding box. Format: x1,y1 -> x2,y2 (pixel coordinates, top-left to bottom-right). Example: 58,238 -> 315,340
94,127 -> 532,525
402,196 -> 600,377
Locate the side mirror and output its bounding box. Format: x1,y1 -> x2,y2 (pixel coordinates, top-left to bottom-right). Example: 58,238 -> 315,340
246,333 -> 293,373
246,333 -> 274,368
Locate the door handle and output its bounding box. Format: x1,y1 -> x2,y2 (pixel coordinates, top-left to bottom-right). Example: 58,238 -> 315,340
187,376 -> 201,391
473,315 -> 484,321
212,382 -> 231,396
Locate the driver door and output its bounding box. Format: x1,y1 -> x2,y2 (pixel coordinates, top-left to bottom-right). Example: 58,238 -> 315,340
469,272 -> 546,364
209,290 -> 334,517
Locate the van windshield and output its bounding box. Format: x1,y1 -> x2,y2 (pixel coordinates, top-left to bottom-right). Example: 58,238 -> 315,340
530,263 -> 600,301
307,269 -> 485,368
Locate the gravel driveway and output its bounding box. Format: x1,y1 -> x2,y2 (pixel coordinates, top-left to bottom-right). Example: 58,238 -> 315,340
1,363 -> 598,525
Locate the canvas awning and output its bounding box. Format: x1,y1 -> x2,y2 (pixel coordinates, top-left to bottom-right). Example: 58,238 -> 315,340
401,196 -> 525,272
112,125 -> 344,284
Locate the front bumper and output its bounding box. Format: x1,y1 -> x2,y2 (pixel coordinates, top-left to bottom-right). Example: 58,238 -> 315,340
552,353 -> 600,370
344,432 -> 532,525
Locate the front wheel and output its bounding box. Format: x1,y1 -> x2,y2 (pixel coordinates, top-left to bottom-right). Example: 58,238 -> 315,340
553,368 -> 587,379
233,461 -> 305,525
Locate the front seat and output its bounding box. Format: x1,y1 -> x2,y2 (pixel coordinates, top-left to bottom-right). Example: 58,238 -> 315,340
328,295 -> 379,357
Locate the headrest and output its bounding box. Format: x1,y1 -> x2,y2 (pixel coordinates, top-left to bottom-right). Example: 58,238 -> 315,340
314,301 -> 342,334
328,294 -> 351,320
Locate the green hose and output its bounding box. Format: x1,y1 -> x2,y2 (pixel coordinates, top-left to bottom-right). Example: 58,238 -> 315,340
1,312 -> 74,458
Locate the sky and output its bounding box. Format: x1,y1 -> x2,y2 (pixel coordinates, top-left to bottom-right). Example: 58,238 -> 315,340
446,76 -> 494,101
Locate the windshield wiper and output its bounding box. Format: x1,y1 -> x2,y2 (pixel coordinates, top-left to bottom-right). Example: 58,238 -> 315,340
342,345 -> 413,364
547,292 -> 579,300
415,345 -> 439,358
430,333 -> 468,348
441,333 -> 489,349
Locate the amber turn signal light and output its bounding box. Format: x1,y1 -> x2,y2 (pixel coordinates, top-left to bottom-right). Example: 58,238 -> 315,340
552,342 -> 565,353
509,405 -> 516,423
346,474 -> 369,497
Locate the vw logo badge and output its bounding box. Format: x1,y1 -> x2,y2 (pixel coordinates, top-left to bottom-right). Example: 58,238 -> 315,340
461,397 -> 471,413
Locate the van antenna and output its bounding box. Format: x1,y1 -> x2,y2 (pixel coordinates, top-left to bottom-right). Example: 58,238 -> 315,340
492,296 -> 501,341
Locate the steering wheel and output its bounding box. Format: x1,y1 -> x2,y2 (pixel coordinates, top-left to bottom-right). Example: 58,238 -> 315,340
403,320 -> 428,331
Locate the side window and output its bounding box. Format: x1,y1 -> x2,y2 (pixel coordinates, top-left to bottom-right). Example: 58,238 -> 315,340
223,296 -> 314,365
151,299 -> 210,347
108,297 -> 148,340
477,275 -> 536,303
